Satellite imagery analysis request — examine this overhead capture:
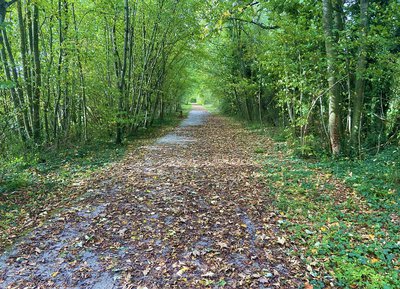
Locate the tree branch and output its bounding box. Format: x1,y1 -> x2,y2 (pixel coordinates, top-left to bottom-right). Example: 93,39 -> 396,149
237,1 -> 260,15
6,0 -> 18,8
248,2 -> 260,7
228,17 -> 278,30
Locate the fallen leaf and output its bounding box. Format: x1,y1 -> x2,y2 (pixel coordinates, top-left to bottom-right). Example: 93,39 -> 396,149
277,237 -> 286,245
176,266 -> 190,276
201,271 -> 215,277
217,242 -> 228,249
304,282 -> 313,289
370,258 -> 379,264
143,267 -> 151,276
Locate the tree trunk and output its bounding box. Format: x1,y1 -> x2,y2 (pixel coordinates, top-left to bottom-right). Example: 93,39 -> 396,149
0,1 -> 31,141
54,0 -> 64,140
44,15 -> 54,143
0,42 -> 28,142
17,0 -> 33,138
351,0 -> 369,149
323,0 -> 341,156
333,0 -> 345,139
32,3 -> 41,143
114,1 -> 129,144
72,3 -> 87,142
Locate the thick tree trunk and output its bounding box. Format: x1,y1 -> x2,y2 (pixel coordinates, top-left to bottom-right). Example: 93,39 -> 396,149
62,1 -> 70,137
323,0 -> 341,156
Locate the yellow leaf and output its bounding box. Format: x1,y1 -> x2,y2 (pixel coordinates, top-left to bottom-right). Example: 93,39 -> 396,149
51,271 -> 59,278
370,258 -> 379,264
176,266 -> 190,276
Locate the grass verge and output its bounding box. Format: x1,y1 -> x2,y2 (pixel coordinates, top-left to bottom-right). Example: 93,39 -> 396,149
256,133 -> 399,288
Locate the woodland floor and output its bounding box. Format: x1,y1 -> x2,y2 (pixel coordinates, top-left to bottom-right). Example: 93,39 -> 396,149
0,105 -> 306,288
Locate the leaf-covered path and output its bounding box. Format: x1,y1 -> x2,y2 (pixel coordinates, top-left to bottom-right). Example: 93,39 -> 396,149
1,106 -> 304,288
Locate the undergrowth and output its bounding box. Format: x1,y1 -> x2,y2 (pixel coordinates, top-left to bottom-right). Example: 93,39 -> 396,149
258,136 -> 399,288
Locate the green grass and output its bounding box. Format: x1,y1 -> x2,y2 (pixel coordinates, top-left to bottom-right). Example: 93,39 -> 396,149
1,141 -> 127,195
0,141 -> 126,245
258,142 -> 399,288
319,147 -> 400,211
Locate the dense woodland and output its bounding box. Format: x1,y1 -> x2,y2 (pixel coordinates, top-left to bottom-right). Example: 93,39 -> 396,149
0,0 -> 201,155
0,0 -> 399,158
198,0 -> 400,157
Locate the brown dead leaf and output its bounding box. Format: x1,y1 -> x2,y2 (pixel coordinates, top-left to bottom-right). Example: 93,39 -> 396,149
304,282 -> 313,289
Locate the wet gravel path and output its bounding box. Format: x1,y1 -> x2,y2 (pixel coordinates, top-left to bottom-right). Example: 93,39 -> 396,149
0,105 -> 304,288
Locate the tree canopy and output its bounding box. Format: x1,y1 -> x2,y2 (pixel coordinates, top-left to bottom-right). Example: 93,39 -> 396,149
0,0 -> 399,157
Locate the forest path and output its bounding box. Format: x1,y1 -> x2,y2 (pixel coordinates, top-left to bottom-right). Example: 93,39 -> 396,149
0,105 -> 303,288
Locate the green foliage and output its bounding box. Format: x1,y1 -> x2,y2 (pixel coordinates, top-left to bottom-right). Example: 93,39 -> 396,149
200,0 -> 400,157
0,142 -> 126,194
0,0 -> 203,158
320,147 -> 400,210
259,140 -> 399,288
253,147 -> 265,154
